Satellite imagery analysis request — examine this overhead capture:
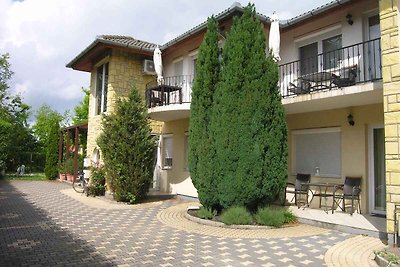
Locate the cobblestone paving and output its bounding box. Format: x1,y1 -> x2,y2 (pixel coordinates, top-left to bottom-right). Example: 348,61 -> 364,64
0,181 -> 356,266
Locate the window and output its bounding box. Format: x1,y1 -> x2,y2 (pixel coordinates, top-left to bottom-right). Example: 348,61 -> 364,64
95,63 -> 109,115
293,128 -> 341,177
323,35 -> 342,69
174,60 -> 183,77
300,42 -> 318,75
162,135 -> 173,169
192,58 -> 197,77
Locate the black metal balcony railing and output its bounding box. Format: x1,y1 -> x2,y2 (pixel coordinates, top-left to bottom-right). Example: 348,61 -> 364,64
145,75 -> 194,108
279,38 -> 382,97
145,39 -> 382,108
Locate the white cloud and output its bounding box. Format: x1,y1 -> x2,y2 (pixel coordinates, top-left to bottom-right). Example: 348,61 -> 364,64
0,0 -> 332,116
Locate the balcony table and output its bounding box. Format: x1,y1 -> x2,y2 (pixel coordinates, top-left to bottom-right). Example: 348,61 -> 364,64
147,85 -> 182,106
298,71 -> 336,90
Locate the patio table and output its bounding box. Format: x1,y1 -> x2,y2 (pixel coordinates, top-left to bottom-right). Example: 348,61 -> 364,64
306,182 -> 344,213
298,71 -> 336,90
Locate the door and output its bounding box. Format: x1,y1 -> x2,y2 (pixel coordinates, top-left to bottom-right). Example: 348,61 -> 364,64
366,14 -> 381,80
300,42 -> 318,75
369,126 -> 386,215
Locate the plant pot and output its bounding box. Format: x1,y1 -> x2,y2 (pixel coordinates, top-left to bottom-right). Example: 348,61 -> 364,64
66,174 -> 74,182
59,173 -> 67,181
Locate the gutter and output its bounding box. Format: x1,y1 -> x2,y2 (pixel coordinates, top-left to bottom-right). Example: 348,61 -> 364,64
280,0 -> 352,28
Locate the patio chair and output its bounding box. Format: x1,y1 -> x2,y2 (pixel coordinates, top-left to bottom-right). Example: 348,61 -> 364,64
285,173 -> 311,208
333,176 -> 361,215
332,65 -> 358,88
288,80 -> 311,95
149,90 -> 163,107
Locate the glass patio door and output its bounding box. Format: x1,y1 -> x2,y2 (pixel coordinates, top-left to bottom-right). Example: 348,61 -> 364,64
370,127 -> 386,214
367,15 -> 381,80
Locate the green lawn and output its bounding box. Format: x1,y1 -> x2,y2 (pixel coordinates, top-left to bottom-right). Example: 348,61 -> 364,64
2,173 -> 48,181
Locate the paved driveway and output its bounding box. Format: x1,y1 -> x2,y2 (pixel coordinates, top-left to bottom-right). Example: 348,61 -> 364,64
0,181 -> 382,266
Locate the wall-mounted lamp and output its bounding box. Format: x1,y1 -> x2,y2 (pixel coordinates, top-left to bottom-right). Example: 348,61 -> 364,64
347,113 -> 355,126
346,14 -> 353,25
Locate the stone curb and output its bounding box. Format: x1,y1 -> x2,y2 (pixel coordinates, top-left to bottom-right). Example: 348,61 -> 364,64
375,253 -> 400,267
185,208 -> 296,230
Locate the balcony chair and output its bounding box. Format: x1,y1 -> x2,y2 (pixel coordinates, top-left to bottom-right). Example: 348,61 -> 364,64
149,91 -> 164,107
333,176 -> 362,215
284,173 -> 311,208
332,66 -> 358,88
288,80 -> 311,95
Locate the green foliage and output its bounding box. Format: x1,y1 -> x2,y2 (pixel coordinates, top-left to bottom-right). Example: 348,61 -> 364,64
255,207 -> 296,227
0,53 -> 37,172
189,17 -> 221,210
210,4 -> 287,210
44,122 -> 60,179
97,85 -> 155,203
221,206 -> 252,225
87,165 -> 106,196
196,207 -> 216,220
283,209 -> 297,224
376,250 -> 400,265
72,87 -> 89,124
32,104 -> 64,149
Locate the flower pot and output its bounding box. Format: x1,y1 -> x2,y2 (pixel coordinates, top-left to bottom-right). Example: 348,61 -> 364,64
66,174 -> 74,182
59,173 -> 67,181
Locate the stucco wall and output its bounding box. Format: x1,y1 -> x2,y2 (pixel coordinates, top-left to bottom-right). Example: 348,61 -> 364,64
86,49 -> 163,160
158,119 -> 197,197
287,103 -> 384,213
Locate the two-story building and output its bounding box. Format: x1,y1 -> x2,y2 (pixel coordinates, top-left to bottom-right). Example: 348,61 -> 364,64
67,0 -> 400,243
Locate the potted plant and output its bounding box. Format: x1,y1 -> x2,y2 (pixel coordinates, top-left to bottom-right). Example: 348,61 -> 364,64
58,162 -> 67,181
64,158 -> 75,182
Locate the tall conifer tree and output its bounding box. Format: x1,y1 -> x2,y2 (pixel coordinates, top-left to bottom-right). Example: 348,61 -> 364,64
188,17 -> 220,209
211,4 -> 288,210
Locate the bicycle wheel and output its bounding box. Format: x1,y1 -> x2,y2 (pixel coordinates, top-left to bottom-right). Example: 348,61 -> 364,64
72,177 -> 85,193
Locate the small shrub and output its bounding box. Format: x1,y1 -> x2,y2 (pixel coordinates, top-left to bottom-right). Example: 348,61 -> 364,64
197,207 -> 215,220
221,206 -> 252,225
283,209 -> 297,224
255,207 -> 285,227
87,165 -> 106,197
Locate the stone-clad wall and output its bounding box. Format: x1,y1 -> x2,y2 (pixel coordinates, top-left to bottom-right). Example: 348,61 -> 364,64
380,0 -> 400,243
86,49 -> 163,159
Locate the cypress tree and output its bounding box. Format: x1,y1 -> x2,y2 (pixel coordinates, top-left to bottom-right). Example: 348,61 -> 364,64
98,86 -> 155,203
44,122 -> 60,179
188,17 -> 220,209
211,4 -> 288,210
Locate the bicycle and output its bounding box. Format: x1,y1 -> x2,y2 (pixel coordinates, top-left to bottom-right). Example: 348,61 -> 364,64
72,171 -> 89,196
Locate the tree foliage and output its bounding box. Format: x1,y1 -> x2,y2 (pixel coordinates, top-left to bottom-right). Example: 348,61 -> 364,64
195,4 -> 288,210
72,87 -> 89,124
32,104 -> 64,149
44,121 -> 60,179
0,53 -> 36,173
98,86 -> 155,203
188,17 -> 221,209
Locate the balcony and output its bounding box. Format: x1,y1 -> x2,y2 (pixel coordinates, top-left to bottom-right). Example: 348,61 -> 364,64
145,75 -> 194,121
146,39 -> 383,120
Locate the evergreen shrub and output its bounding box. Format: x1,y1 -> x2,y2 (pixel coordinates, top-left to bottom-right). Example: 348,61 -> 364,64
221,206 -> 252,225
44,122 -> 60,179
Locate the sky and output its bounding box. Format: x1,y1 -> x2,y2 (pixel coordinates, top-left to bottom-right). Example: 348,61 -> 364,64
0,0 -> 332,118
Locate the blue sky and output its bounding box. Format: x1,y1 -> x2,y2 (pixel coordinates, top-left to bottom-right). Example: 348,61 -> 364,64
0,0 -> 332,117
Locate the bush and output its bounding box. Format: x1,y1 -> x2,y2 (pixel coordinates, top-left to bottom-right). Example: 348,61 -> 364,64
97,86 -> 155,203
87,165 -> 106,196
44,122 -> 60,180
221,206 -> 252,225
255,207 -> 296,227
197,207 -> 215,220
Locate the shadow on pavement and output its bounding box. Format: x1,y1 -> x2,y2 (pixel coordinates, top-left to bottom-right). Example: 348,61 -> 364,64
0,181 -> 115,266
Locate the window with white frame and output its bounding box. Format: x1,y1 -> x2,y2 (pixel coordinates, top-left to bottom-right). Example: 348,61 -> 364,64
162,135 -> 173,169
95,62 -> 109,115
174,60 -> 183,77
300,42 -> 318,75
292,128 -> 341,177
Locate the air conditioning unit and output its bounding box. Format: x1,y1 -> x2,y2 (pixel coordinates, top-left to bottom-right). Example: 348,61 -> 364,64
143,59 -> 156,75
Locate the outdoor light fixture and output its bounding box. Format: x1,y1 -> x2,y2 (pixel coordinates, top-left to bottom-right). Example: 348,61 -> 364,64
346,14 -> 354,25
347,113 -> 355,126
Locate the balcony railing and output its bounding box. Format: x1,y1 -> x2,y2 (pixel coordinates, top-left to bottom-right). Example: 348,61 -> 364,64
145,75 -> 194,108
145,39 -> 382,108
279,38 -> 382,97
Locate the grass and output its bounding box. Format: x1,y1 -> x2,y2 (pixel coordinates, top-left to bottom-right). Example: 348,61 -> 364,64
221,206 -> 253,225
2,173 -> 47,181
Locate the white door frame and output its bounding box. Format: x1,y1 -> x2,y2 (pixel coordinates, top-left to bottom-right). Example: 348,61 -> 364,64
368,124 -> 386,215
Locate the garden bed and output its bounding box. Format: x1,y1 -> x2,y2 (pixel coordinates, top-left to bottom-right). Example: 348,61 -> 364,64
186,206 -> 298,229
375,248 -> 400,267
